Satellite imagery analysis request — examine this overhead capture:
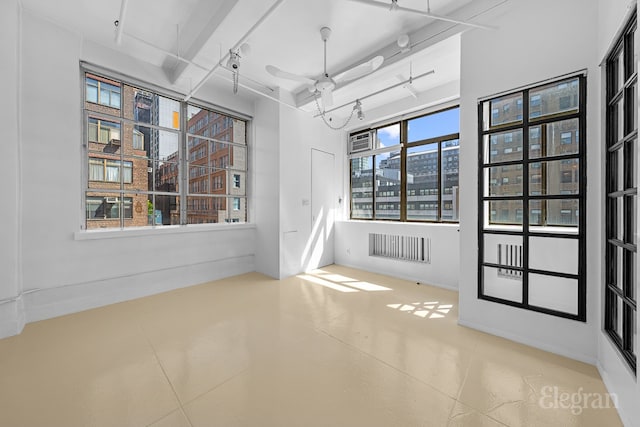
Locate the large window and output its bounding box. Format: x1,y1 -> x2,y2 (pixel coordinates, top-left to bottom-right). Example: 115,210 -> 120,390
349,106 -> 460,222
478,74 -> 586,321
83,69 -> 248,229
604,12 -> 637,373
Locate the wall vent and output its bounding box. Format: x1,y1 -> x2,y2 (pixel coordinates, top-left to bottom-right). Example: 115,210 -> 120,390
369,233 -> 430,263
497,243 -> 522,280
349,131 -> 373,154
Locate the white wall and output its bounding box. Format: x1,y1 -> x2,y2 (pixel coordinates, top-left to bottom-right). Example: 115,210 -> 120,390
278,98 -> 344,278
596,1 -> 640,426
458,0 -> 600,363
335,221 -> 460,289
0,0 -> 23,338
0,7 -> 262,338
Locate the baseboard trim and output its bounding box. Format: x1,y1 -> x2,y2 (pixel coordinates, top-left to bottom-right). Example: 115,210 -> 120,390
23,255 -> 254,326
457,318 -> 597,365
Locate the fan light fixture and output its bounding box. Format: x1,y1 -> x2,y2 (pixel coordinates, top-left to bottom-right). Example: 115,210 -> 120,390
266,26 -> 384,110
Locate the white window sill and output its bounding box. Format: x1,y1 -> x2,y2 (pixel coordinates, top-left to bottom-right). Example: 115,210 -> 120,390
342,219 -> 459,228
74,223 -> 256,240
483,224 -> 579,235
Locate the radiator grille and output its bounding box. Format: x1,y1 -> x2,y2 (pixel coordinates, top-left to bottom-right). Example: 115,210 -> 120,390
369,233 -> 430,263
497,243 -> 523,280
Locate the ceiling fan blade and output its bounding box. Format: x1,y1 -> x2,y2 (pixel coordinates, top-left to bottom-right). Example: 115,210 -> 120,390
321,88 -> 334,108
334,56 -> 384,83
265,65 -> 315,85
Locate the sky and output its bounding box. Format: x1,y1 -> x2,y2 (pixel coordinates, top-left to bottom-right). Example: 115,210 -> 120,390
377,107 -> 460,148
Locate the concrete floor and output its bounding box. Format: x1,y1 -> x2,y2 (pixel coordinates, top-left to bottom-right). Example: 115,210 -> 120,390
0,265 -> 622,426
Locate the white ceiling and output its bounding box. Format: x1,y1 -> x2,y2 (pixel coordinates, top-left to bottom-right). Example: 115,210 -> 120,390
20,0 -> 502,119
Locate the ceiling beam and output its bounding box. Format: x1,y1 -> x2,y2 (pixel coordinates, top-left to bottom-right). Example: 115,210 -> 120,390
162,0 -> 239,84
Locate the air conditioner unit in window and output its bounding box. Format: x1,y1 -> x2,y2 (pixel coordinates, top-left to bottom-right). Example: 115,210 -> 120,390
105,197 -> 119,203
349,131 -> 372,154
109,129 -> 121,145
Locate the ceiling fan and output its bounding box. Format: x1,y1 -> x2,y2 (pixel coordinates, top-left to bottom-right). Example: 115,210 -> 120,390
266,26 -> 384,109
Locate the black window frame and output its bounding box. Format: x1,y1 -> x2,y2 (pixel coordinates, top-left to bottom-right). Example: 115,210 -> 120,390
349,106 -> 460,223
478,74 -> 587,321
604,11 -> 637,374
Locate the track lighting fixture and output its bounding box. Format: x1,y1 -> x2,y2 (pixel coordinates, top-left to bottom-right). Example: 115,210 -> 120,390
225,43 -> 251,94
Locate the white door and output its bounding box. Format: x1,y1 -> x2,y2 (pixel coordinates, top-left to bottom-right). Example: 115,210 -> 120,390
311,149 -> 335,268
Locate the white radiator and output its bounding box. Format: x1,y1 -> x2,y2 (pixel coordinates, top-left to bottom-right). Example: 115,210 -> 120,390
497,243 -> 523,280
369,233 -> 430,263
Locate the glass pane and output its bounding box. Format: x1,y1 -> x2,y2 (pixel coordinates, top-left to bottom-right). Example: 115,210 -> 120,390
188,136 -> 209,166
627,195 -> 637,245
615,50 -> 625,92
351,157 -> 373,219
616,196 -> 624,241
142,194 -> 178,226
407,107 -> 459,142
482,266 -> 522,303
616,246 -> 624,290
631,308 -> 637,357
486,93 -> 523,128
529,273 -> 578,315
227,145 -> 247,171
227,197 -> 247,223
406,144 -> 438,221
229,171 -> 246,196
375,151 -> 401,220
529,78 -> 579,119
529,159 -> 579,196
87,118 -> 120,148
188,167 -> 214,194
154,130 -> 179,163
616,297 -> 624,340
211,142 -> 233,169
376,123 -> 400,147
612,147 -> 625,192
529,198 -> 579,226
485,129 -> 523,163
85,192 -> 124,228
125,85 -> 180,129
150,160 -> 178,193
529,119 -> 579,159
486,165 -> 523,196
483,234 -> 523,270
629,83 -> 638,133
441,140 -> 459,221
186,196 -> 224,224
487,200 -> 523,225
627,249 -> 636,301
529,237 -> 579,275
114,194 -> 148,227
626,139 -> 637,189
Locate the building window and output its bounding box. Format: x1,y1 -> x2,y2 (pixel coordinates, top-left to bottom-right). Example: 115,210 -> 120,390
604,11 -> 637,373
88,158 -> 132,183
233,174 -> 241,188
83,69 -> 248,229
86,76 -> 121,109
132,129 -> 144,150
86,196 -> 132,220
88,118 -> 120,144
478,74 -> 586,321
349,106 -> 460,222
